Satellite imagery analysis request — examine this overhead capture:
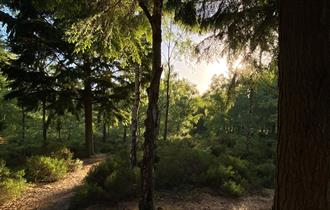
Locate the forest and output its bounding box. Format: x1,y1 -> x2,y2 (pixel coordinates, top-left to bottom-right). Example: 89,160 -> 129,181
0,1 -> 329,210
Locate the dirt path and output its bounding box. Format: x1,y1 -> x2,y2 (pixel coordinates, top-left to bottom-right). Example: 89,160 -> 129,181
0,154 -> 106,210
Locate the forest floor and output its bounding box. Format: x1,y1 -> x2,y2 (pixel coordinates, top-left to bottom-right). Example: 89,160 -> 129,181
0,155 -> 273,210
87,190 -> 273,210
0,154 -> 107,210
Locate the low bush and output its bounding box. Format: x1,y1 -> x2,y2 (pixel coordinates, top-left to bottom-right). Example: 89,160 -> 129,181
50,147 -> 73,161
68,159 -> 83,172
70,150 -> 139,209
0,160 -> 27,204
222,180 -> 245,197
26,156 -> 68,182
155,142 -> 214,189
49,146 -> 83,172
70,138 -> 275,208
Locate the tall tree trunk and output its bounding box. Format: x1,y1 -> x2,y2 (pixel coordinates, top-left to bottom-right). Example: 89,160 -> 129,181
246,86 -> 254,153
123,126 -> 127,142
131,67 -> 141,168
139,0 -> 163,209
84,62 -> 94,157
42,99 -> 47,146
274,1 -> 330,209
163,66 -> 170,141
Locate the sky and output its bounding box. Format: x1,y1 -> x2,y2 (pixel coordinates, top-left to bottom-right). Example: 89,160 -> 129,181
173,58 -> 228,94
161,20 -> 230,94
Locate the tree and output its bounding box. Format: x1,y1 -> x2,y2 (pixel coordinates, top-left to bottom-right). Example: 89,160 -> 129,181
159,77 -> 202,138
274,1 -> 330,209
166,0 -> 278,63
1,0 -> 135,155
161,17 -> 192,141
138,0 -> 163,209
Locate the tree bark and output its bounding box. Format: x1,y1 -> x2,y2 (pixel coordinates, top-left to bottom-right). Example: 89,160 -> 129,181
139,0 -> 163,209
163,64 -> 170,142
131,66 -> 141,168
84,62 -> 95,157
274,1 -> 330,209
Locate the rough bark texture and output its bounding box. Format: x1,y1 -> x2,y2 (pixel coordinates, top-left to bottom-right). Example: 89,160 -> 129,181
274,1 -> 330,209
131,67 -> 141,168
139,0 -> 163,209
84,63 -> 95,157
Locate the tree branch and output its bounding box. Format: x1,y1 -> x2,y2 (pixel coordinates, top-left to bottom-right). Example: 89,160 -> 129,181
0,11 -> 15,27
138,0 -> 153,24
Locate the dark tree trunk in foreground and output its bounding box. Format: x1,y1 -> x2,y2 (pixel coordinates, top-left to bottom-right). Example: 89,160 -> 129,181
274,1 -> 330,209
138,0 -> 163,209
131,67 -> 141,168
84,63 -> 94,156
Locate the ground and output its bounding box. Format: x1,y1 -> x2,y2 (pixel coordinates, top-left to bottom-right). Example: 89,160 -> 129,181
0,155 -> 273,210
0,154 -> 106,210
87,191 -> 273,210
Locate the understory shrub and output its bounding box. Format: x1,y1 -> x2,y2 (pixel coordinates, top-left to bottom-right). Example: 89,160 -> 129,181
50,147 -> 73,161
26,156 -> 68,182
68,159 -> 83,172
156,143 -> 248,197
70,150 -> 139,209
49,147 -> 83,172
70,138 -> 275,208
222,180 -> 245,197
0,160 -> 27,204
155,142 -> 215,189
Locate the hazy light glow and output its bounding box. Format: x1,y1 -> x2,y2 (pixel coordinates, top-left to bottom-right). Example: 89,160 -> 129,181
174,58 -> 229,94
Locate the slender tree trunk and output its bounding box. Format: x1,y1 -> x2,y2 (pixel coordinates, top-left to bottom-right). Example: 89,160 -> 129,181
84,62 -> 94,156
163,66 -> 170,141
274,1 -> 330,209
131,67 -> 141,167
139,0 -> 163,209
123,126 -> 127,142
246,86 -> 254,153
102,122 -> 108,143
42,99 -> 47,145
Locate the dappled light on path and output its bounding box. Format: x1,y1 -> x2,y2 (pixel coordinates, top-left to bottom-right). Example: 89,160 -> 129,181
0,154 -> 106,210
